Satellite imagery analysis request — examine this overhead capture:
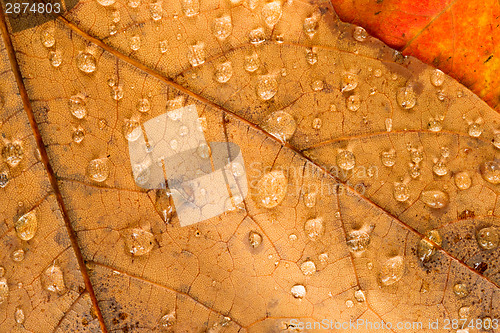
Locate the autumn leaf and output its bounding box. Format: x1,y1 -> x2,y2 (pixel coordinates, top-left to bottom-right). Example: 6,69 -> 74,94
0,0 -> 499,332
330,0 -> 500,113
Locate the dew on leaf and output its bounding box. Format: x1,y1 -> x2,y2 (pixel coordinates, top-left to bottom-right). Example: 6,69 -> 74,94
212,15 -> 232,40
122,228 -> 155,256
2,141 -> 23,167
303,191 -> 317,208
129,35 -> 141,51
385,118 -> 393,132
97,0 -> 115,6
409,147 -> 423,163
305,47 -> 318,65
454,171 -> 471,190
261,1 -> 282,27
248,231 -> 262,248
42,265 -> 66,294
76,52 -> 97,73
69,94 -> 87,119
149,1 -> 162,21
15,210 -> 37,241
87,158 -> 110,182
0,278 -> 8,304
468,122 -> 483,137
380,149 -> 396,167
72,126 -> 85,144
453,283 -> 469,298
341,73 -> 358,92
417,230 -> 442,262
14,307 -> 24,324
458,306 -> 470,319
428,118 -> 442,132
336,150 -> 356,171
111,85 -> 124,101
254,170 -> 288,208
311,79 -> 324,91
397,85 -> 417,109
187,42 -> 206,67
159,40 -> 168,53
480,161 -> 500,184
256,75 -> 278,101
214,61 -> 233,83
346,94 -> 361,112
300,261 -> 316,276
137,98 -> 151,113
159,310 -> 176,329
420,190 -> 449,209
181,0 -> 199,17
249,27 -> 266,44
393,182 -> 409,202
155,189 -> 173,223
49,50 -> 62,67
353,26 -> 368,42
123,117 -> 141,142
244,52 -> 259,72
12,249 -> 24,262
492,133 -> 500,149
304,217 -> 324,241
40,27 -> 55,48
312,117 -> 322,129
0,168 -> 9,188
303,12 -> 319,38
379,256 -> 405,286
346,230 -> 371,253
291,284 -> 306,298
476,227 -> 499,250
354,289 -> 366,302
430,69 -> 445,87
432,161 -> 448,176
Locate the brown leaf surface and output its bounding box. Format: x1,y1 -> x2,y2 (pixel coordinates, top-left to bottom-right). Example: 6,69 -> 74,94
0,0 -> 499,332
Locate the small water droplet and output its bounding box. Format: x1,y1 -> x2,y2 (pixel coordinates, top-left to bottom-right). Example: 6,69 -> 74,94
393,182 -> 409,202
135,98 -> 150,113
305,47 -> 318,65
109,24 -> 117,36
304,217 -> 324,241
42,264 -> 66,294
214,61 -> 233,83
468,122 -> 483,137
432,161 -> 448,176
341,73 -> 358,92
261,1 -> 282,27
87,158 -> 110,182
187,42 -> 206,67
49,50 -> 62,67
346,94 -> 361,112
0,168 -> 9,188
427,118 -> 442,132
346,230 -> 371,253
410,147 -> 423,163
454,171 -> 471,190
15,211 -> 37,241
353,26 -> 368,42
12,249 -> 24,262
345,299 -> 354,308
180,0 -> 199,17
303,12 -> 319,38
149,1 -> 162,21
14,306 -> 24,324
111,85 -> 124,101
122,228 -> 154,256
453,283 -> 468,298
123,117 -> 141,142
159,310 -> 176,329
303,191 -> 317,208
311,79 -> 324,91
385,118 -> 393,132
289,234 -> 297,241
244,52 -> 259,73
379,256 -> 405,286
336,150 -> 356,171
481,160 -> 500,184
373,68 -> 382,77
129,35 -> 141,51
300,261 -> 316,276
76,52 -> 96,73
312,117 -> 322,130
291,284 -> 306,298
256,75 -> 278,100
254,170 -> 288,208
155,189 -> 173,223
40,27 -> 55,48
2,141 -> 23,167
158,40 -> 169,54
397,85 -> 417,109
417,230 -> 442,262
477,227 -> 499,250
354,289 -> 365,302
249,27 -> 266,44
430,69 -> 445,87
0,277 -> 8,304
69,93 -> 87,119
380,149 -> 396,167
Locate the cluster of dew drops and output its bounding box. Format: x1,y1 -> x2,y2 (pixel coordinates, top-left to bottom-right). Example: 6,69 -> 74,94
24,0 -> 500,322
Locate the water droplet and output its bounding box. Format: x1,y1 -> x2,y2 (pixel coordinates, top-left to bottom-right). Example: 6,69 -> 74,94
480,160 -> 500,184
154,189 -> 173,223
76,52 -> 96,73
408,163 -> 421,179
261,1 -> 282,27
427,118 -> 442,132
477,227 -> 499,250
341,73 -> 358,92
122,228 -> 154,256
289,234 -> 297,241
249,27 -> 266,44
136,98 -> 151,113
197,142 -> 210,158
87,158 -> 110,182
305,47 -> 318,65
454,171 -> 471,190
49,50 -> 62,67
468,123 -> 483,137
311,79 -> 324,91
336,150 -> 356,170
304,217 -> 324,241
129,35 -> 141,51
417,230 -> 442,262
384,118 -> 393,132
42,265 -> 66,293
14,307 -> 24,324
41,27 -> 55,48
291,284 -> 306,298
397,85 -> 417,109
430,69 -> 445,87
98,118 -> 107,130
354,289 -> 365,302
353,26 -> 368,42
212,15 -> 232,41
111,85 -> 124,101
379,256 -> 405,286
312,117 -> 322,130
373,68 -> 382,77
108,24 -> 117,36
420,190 -> 449,209
254,170 -> 288,208
346,95 -> 361,112
2,141 -> 23,167
303,12 -> 319,38
345,299 -> 354,308
12,249 -> 24,262
159,310 -> 176,329
393,182 -> 409,202
180,0 -> 199,17
159,40 -> 168,53
0,277 -> 8,304
492,133 -> 500,149
410,147 -> 423,163
346,230 -> 371,253
97,0 -> 115,5
256,75 -> 278,100
453,283 -> 468,298
149,1 -> 162,20
15,211 -> 37,241
303,191 -> 317,208
187,42 -> 206,67
300,261 -> 316,276
244,52 -> 259,72
245,230 -> 262,249
214,61 -> 233,83
380,150 -> 396,167
432,161 -> 448,176
123,117 -> 141,142
69,93 -> 87,119
0,168 -> 9,188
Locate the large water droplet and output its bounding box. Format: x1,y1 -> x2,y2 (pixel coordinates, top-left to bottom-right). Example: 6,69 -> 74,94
393,182 -> 409,202
336,150 -> 356,170
214,61 -> 233,83
480,160 -> 500,184
379,256 -> 405,286
69,93 -> 87,119
256,75 -> 278,100
430,69 -> 445,87
254,170 -> 288,208
432,161 -> 448,176
468,122 -> 483,137
477,227 -> 499,250
42,265 -> 66,294
290,284 -> 306,298
417,230 -> 442,262
454,171 -> 471,190
87,158 -> 110,182
122,228 -> 155,256
2,141 -> 23,167
420,190 -> 449,208
15,211 -> 37,241
428,118 -> 442,132
244,52 -> 259,72
212,14 -> 232,40
261,1 -> 282,27
303,191 -> 317,208
353,26 -> 368,42
304,217 -> 324,241
354,289 -> 366,302
248,231 -> 262,248
72,126 -> 85,144
300,261 -> 316,276
262,110 -> 296,142
180,0 -> 199,17
76,52 -> 97,73
187,42 -> 206,67
249,27 -> 266,44
397,86 -> 417,109
341,73 -> 358,92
